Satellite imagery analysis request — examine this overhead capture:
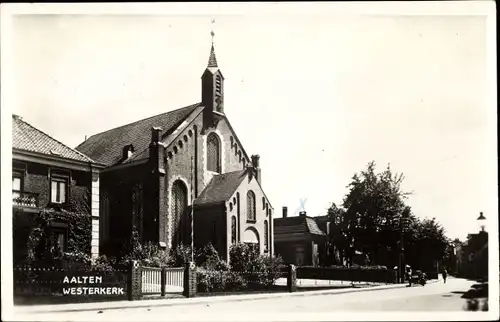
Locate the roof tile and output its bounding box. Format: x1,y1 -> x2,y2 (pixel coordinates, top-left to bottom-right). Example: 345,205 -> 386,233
274,216 -> 326,236
12,115 -> 95,163
194,170 -> 247,205
75,103 -> 201,166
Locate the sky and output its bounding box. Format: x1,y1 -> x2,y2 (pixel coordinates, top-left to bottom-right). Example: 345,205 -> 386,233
2,2 -> 497,242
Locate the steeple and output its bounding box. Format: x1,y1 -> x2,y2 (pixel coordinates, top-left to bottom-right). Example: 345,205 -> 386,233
202,24 -> 224,116
207,31 -> 218,68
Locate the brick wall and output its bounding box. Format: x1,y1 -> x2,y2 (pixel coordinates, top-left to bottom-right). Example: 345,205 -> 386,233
14,160 -> 92,213
193,204 -> 226,259
100,163 -> 148,257
228,173 -> 272,257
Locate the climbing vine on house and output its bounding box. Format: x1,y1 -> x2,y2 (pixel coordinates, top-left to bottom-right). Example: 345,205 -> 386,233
13,188 -> 92,267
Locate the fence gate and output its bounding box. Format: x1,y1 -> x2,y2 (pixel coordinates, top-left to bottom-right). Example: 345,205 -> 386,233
141,267 -> 184,296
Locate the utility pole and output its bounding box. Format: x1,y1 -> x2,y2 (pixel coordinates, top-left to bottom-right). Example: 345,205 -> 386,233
399,210 -> 409,283
400,217 -> 404,283
190,156 -> 195,263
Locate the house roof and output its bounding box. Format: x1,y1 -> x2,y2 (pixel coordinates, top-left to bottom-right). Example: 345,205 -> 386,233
194,170 -> 247,206
12,115 -> 96,164
75,103 -> 201,166
274,216 -> 326,236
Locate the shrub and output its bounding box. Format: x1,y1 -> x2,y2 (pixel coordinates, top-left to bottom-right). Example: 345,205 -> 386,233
225,270 -> 247,291
168,244 -> 194,267
197,243 -> 229,271
119,236 -> 171,268
197,269 -> 225,292
260,255 -> 284,286
229,243 -> 284,288
196,269 -> 247,292
229,243 -> 260,272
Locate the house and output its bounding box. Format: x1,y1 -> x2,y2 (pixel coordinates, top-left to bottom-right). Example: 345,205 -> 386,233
273,207 -> 327,266
75,42 -> 274,261
12,115 -> 104,264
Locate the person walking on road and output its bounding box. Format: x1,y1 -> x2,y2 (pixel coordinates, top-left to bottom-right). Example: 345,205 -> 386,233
442,269 -> 448,283
406,265 -> 412,287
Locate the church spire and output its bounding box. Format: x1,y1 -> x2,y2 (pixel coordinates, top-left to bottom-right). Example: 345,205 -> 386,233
207,29 -> 218,68
208,43 -> 218,67
201,19 -> 224,116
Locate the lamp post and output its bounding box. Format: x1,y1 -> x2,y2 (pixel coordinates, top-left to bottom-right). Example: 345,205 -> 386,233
399,207 -> 410,283
477,211 -> 486,233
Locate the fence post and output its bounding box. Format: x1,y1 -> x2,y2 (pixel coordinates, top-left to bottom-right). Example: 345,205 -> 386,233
161,267 -> 166,297
127,260 -> 142,301
287,264 -> 297,293
183,262 -> 197,298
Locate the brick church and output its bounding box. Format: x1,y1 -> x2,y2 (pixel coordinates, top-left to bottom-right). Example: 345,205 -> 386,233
76,42 -> 274,261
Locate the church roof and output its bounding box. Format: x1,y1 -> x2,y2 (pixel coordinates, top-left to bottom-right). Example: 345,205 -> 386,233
194,170 -> 247,206
274,216 -> 326,236
12,115 -> 97,164
75,103 -> 201,166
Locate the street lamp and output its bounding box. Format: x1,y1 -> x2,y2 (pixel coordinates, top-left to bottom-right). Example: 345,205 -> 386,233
477,212 -> 487,233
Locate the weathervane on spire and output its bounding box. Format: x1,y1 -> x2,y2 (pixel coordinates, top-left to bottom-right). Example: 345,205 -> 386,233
210,18 -> 216,44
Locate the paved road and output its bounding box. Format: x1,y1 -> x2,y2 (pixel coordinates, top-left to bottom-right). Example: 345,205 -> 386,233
13,278 -> 479,321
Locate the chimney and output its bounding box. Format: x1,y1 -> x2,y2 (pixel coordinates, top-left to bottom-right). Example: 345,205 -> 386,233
299,211 -> 307,217
149,127 -> 165,174
246,164 -> 254,181
151,127 -> 162,144
251,154 -> 261,184
282,206 -> 288,218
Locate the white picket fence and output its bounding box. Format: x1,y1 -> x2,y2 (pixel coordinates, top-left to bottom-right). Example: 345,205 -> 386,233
141,267 -> 184,294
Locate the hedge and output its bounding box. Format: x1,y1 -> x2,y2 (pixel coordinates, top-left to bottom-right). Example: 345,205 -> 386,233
296,265 -> 396,283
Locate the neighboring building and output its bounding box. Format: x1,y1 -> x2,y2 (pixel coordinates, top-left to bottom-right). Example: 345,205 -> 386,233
76,43 -> 274,261
458,232 -> 488,280
12,115 -> 104,262
273,207 -> 327,266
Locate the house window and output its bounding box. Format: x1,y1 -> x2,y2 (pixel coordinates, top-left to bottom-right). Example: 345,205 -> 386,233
207,133 -> 221,173
12,172 -> 22,199
264,220 -> 269,251
49,227 -> 67,256
246,190 -> 256,222
51,177 -> 68,204
172,180 -> 188,248
231,216 -> 237,245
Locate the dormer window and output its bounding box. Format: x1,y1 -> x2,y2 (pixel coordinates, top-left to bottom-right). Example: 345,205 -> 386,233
123,145 -> 134,160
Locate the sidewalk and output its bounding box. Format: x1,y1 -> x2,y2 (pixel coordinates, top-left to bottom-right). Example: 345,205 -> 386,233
15,281 -> 431,315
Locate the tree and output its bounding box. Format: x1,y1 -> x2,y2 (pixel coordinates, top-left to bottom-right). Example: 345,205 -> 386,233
406,217 -> 448,272
340,161 -> 411,266
326,202 -> 347,265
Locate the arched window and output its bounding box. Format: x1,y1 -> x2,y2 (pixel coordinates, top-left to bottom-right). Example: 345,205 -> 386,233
246,190 -> 256,222
264,220 -> 269,251
231,216 -> 237,244
207,133 -> 221,173
172,180 -> 188,248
